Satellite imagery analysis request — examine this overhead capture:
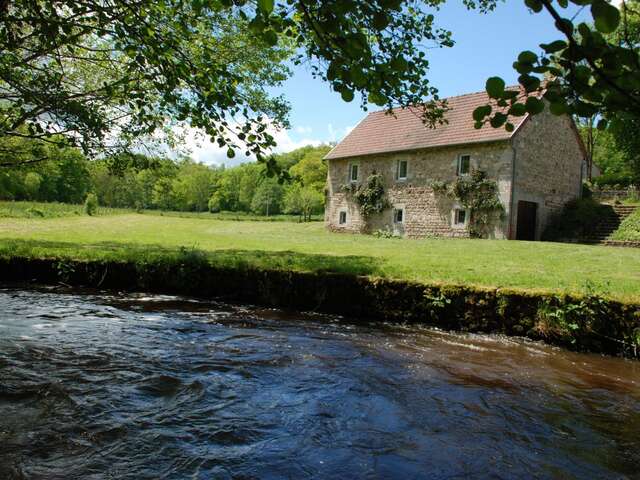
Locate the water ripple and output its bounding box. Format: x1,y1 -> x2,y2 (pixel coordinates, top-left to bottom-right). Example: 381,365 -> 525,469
0,287 -> 639,479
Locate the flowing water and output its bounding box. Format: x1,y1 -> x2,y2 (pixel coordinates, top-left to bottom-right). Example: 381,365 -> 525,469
0,287 -> 639,480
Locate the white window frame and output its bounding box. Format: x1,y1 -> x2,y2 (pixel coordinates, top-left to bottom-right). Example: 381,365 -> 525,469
393,207 -> 404,224
457,154 -> 471,177
338,210 -> 347,225
396,159 -> 408,181
348,162 -> 359,183
452,208 -> 469,227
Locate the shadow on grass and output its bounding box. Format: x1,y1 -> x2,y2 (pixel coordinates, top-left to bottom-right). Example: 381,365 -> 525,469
0,238 -> 384,277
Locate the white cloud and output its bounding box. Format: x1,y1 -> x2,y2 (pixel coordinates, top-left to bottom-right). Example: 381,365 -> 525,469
328,123 -> 355,143
176,122 -> 324,167
170,120 -> 354,166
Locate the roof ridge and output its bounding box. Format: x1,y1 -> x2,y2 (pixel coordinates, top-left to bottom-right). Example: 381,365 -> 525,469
364,85 -> 521,116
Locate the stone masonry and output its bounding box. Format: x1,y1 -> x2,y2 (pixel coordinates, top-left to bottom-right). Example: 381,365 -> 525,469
325,142 -> 513,238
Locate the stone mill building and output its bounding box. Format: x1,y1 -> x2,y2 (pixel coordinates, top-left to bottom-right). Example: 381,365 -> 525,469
323,88 -> 587,240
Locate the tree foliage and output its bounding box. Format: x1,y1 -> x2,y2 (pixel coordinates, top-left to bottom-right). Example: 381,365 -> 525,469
0,0 -> 495,162
475,0 -> 640,131
7,0 -> 637,169
0,140 -> 330,217
0,0 -> 293,159
283,184 -> 323,221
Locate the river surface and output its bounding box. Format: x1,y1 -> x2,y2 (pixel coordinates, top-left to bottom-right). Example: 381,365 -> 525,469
0,287 -> 639,479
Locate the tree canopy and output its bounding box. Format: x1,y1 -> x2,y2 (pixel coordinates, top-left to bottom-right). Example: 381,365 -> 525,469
475,0 -> 640,132
2,0 -> 639,168
0,0 -> 477,162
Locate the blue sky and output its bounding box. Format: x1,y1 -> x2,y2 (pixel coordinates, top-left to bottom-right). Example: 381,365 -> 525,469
190,1 -> 588,165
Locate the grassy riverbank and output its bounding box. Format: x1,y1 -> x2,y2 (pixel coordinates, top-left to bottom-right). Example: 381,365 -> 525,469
1,213 -> 639,302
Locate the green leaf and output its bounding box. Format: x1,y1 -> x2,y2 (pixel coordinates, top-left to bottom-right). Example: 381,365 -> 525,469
473,105 -> 492,122
525,97 -> 545,115
368,92 -> 387,107
549,101 -> 568,116
257,0 -> 274,15
508,103 -> 527,116
485,77 -> 505,98
540,40 -> 567,53
372,12 -> 390,30
226,148 -> 235,159
517,51 -> 538,65
340,88 -> 355,102
262,30 -> 278,46
524,0 -> 543,13
490,112 -> 507,128
591,0 -> 620,34
518,74 -> 541,93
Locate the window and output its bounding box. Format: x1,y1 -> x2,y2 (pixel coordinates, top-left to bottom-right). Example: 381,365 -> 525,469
457,154 -> 471,176
454,209 -> 467,226
394,208 -> 404,224
339,211 -> 347,225
349,163 -> 359,182
396,160 -> 408,180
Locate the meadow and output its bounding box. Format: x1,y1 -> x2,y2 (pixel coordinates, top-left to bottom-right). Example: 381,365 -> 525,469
1,202 -> 639,302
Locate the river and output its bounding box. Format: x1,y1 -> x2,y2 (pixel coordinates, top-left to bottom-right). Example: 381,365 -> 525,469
0,287 -> 639,479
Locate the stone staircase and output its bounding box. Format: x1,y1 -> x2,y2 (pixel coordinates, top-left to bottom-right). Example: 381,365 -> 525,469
582,204 -> 637,244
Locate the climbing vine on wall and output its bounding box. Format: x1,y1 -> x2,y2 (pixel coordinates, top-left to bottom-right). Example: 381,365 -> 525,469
431,170 -> 505,238
342,171 -> 390,218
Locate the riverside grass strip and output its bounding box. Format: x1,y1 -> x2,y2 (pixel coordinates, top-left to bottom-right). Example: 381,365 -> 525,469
1,215 -> 640,302
1,255 -> 639,358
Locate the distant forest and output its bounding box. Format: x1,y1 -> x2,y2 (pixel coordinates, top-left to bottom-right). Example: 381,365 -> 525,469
0,138 -> 332,220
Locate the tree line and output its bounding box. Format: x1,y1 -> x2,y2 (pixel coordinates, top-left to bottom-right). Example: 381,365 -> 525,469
0,138 -> 331,220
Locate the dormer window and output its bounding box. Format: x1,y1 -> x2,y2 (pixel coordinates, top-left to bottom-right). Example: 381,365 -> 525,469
457,154 -> 471,176
396,160 -> 408,181
349,163 -> 359,183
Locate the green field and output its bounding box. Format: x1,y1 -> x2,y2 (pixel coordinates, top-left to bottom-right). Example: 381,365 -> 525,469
0,201 -> 321,222
1,207 -> 639,302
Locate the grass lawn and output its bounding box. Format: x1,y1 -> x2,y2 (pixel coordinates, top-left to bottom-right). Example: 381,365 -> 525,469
1,212 -> 639,302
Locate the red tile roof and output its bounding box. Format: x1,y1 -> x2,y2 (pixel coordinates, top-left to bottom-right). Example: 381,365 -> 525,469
324,89 -> 529,160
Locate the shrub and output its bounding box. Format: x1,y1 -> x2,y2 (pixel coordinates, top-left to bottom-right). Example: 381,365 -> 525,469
373,227 -> 400,239
611,209 -> 640,241
353,172 -> 389,217
25,207 -> 45,217
542,198 -> 609,241
592,173 -> 635,188
84,193 -> 99,216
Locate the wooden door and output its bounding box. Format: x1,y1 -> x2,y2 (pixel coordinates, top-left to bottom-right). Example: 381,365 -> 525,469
516,201 -> 538,241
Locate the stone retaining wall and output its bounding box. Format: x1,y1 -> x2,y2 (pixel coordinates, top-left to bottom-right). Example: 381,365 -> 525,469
600,240 -> 640,248
1,256 -> 639,358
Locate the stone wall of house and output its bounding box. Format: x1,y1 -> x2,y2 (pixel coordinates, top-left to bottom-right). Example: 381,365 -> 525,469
325,142 -> 514,238
511,110 -> 584,240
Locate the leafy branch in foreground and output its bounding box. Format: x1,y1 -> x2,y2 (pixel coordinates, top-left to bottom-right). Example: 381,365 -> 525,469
2,0 -> 498,164
475,0 -> 640,131
0,1 -> 295,162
